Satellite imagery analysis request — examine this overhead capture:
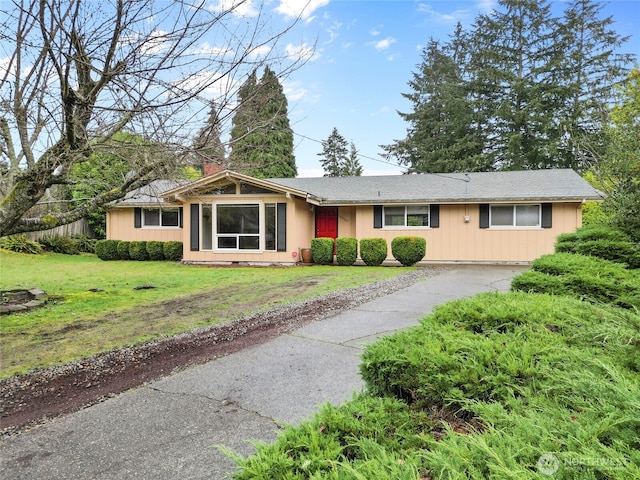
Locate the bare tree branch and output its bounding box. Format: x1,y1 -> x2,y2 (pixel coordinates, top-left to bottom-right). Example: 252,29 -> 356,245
0,0 -> 311,235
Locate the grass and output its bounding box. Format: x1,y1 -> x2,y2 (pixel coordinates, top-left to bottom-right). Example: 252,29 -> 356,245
0,250 -> 410,378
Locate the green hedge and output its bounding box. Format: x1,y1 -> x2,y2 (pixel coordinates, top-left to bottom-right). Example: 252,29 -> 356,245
335,237 -> 357,266
95,239 -> 120,260
116,241 -> 131,260
360,238 -> 387,266
163,241 -> 183,261
146,241 -> 165,260
96,240 -> 182,261
311,237 -> 334,265
391,236 -> 426,266
129,241 -> 148,261
511,253 -> 640,308
555,225 -> 640,268
233,292 -> 640,478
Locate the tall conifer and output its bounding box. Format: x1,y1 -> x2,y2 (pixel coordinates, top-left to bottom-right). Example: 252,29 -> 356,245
229,67 -> 296,178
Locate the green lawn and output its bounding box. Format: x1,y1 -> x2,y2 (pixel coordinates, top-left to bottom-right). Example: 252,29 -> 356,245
0,251 -> 409,378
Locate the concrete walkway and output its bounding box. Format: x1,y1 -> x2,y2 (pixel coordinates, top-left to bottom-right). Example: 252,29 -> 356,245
0,265 -> 525,480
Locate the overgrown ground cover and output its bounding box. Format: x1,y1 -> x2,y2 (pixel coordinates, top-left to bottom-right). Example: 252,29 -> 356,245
228,245 -> 640,478
0,251 -> 408,378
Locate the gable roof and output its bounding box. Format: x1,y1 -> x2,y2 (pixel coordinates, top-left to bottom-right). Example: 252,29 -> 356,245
157,168 -> 603,206
113,179 -> 190,207
267,169 -> 603,204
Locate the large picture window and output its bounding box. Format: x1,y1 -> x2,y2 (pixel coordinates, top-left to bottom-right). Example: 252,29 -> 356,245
216,204 -> 260,250
490,204 -> 540,227
383,205 -> 430,228
142,208 -> 180,227
197,202 -> 285,252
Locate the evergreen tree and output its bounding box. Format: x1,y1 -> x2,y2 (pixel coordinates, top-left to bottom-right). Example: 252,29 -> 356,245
469,0 -> 560,170
601,70 -> 640,240
193,103 -> 226,173
381,32 -> 484,173
557,0 -> 636,170
383,0 -> 635,174
318,128 -> 349,177
229,67 -> 297,178
344,142 -> 363,176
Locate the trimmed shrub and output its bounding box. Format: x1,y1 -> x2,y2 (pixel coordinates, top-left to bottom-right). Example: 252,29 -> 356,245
555,225 -> 640,268
39,234 -> 79,255
163,241 -> 183,262
391,236 -> 426,266
0,235 -> 42,254
146,241 -> 165,260
359,238 -> 387,266
71,235 -> 97,253
361,292 -> 640,407
575,239 -> 640,268
95,239 -> 120,260
511,253 -> 640,308
129,241 -> 148,261
311,237 -> 334,265
335,237 -> 357,266
117,241 -> 131,260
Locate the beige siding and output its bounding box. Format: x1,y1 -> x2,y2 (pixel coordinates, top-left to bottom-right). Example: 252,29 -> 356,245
181,195 -> 316,264
109,198 -> 583,264
354,203 -> 582,263
106,209 -> 183,242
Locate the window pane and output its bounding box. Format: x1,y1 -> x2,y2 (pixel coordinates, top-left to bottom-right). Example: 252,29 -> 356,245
384,207 -> 405,226
239,236 -> 260,250
491,206 -> 514,226
217,205 -> 259,234
217,236 -> 237,249
143,209 -> 160,226
516,205 -> 540,226
407,206 -> 429,227
202,204 -> 212,250
265,204 -> 276,251
161,209 -> 179,227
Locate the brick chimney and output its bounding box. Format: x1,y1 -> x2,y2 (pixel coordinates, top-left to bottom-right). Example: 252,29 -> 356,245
203,161 -> 225,176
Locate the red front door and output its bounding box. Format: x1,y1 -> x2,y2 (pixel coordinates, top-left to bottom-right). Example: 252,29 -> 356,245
315,207 -> 338,239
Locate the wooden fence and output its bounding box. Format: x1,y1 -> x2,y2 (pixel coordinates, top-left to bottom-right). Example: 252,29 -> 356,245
24,219 -> 92,241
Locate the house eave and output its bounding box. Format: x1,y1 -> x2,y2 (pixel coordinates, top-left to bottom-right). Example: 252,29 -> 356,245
313,195 -> 603,206
161,170 -> 311,201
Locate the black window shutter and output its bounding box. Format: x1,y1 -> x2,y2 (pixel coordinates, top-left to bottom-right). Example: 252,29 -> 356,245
190,204 -> 199,251
430,204 -> 440,228
541,203 -> 552,228
276,203 -> 287,252
134,207 -> 142,228
373,206 -> 383,229
479,204 -> 490,229
179,207 -> 183,228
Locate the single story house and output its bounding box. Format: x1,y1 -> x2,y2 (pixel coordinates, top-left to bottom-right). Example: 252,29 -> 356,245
106,168 -> 603,265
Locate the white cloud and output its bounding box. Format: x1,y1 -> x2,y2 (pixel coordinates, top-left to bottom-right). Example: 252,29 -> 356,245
415,2 -> 485,24
325,21 -> 342,44
192,41 -> 235,57
248,44 -> 272,58
369,27 -> 381,36
208,0 -> 258,17
283,80 -> 308,102
285,43 -> 321,62
374,37 -> 396,50
275,0 -> 330,20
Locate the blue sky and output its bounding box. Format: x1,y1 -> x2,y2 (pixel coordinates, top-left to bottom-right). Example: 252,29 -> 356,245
245,0 -> 640,177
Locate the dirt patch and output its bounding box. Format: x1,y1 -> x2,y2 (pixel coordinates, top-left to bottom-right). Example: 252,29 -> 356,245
1,268 -> 445,437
